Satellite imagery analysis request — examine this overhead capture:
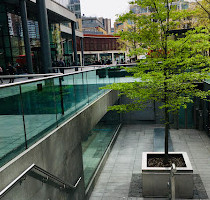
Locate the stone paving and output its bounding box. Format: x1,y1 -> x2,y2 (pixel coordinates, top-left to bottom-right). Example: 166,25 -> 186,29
89,124 -> 210,200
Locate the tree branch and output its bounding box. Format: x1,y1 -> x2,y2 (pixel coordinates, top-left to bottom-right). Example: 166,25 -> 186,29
195,0 -> 210,16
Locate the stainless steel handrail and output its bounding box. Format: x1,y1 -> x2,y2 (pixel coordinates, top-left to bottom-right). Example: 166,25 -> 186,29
0,63 -> 137,89
0,164 -> 35,198
0,65 -> 108,89
0,164 -> 81,198
32,165 -> 81,189
0,73 -> 63,79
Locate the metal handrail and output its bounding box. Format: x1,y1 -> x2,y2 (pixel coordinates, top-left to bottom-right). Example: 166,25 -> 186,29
0,63 -> 137,89
0,65 -> 108,89
0,73 -> 63,79
0,164 -> 81,198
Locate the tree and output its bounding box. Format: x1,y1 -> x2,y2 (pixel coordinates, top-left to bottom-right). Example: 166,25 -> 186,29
115,19 -> 140,61
195,0 -> 210,25
104,0 -> 210,161
194,0 -> 210,56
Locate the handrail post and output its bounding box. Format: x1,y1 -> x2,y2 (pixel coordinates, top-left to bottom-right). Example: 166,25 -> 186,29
168,163 -> 177,200
59,77 -> 65,115
19,85 -> 28,149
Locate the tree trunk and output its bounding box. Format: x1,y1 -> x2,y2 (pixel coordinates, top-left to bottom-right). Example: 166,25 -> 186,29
164,107 -> 169,162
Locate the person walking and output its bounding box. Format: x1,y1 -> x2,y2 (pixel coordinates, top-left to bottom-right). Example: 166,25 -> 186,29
0,66 -> 3,84
8,62 -> 16,83
58,58 -> 65,74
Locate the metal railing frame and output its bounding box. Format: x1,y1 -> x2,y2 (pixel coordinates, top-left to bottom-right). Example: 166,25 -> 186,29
0,63 -> 137,89
0,164 -> 81,199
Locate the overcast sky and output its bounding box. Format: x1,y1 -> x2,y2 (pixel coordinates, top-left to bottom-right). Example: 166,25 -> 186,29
80,0 -> 130,27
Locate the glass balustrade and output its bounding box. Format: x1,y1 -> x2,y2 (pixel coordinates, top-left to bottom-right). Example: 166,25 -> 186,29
0,86 -> 25,167
0,66 -> 137,168
82,110 -> 120,187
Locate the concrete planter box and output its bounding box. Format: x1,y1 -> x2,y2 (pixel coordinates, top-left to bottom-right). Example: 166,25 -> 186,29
142,152 -> 193,198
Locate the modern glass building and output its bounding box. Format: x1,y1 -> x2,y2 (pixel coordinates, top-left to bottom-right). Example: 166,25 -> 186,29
0,0 -> 83,74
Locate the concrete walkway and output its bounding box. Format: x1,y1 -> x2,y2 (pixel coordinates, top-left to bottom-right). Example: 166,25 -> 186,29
89,124 -> 210,200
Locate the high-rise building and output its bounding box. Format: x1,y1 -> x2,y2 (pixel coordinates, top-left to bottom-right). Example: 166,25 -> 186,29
115,0 -> 193,33
82,16 -> 112,35
82,16 -> 108,35
98,18 -> 112,34
68,0 -> 82,19
130,0 -> 190,15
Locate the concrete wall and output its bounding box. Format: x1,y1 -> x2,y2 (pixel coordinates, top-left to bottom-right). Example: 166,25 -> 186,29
120,96 -> 157,123
0,90 -> 119,200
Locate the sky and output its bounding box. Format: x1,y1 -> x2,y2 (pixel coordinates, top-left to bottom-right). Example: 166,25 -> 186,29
80,0 -> 130,27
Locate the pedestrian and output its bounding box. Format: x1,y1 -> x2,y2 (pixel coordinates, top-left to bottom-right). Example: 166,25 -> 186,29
0,66 -> 3,84
58,58 -> 65,74
14,62 -> 21,74
7,62 -> 16,83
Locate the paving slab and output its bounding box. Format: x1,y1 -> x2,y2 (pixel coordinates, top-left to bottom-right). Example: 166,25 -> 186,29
89,124 -> 210,200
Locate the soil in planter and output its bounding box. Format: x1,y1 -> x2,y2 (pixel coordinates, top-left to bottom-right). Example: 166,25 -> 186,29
147,154 -> 186,167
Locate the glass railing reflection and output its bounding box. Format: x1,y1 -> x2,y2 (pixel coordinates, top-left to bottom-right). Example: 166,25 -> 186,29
0,65 -> 137,167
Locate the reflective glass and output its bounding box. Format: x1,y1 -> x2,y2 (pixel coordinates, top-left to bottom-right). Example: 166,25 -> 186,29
0,67 -> 126,167
103,68 -> 110,85
82,110 -> 120,187
0,86 -> 25,167
20,79 -> 57,147
56,75 -> 76,124
96,68 -> 106,96
178,103 -> 194,129
187,103 -> 194,128
74,73 -> 89,112
86,70 -> 99,102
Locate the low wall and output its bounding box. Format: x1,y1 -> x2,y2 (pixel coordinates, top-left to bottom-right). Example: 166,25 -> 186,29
0,90 -> 119,200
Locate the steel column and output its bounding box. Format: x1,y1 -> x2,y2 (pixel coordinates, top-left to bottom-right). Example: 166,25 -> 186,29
71,21 -> 78,66
80,37 -> 84,66
20,0 -> 33,74
36,0 -> 52,73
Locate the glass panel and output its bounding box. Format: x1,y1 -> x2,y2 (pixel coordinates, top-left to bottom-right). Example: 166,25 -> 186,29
82,110 -> 120,187
0,86 -> 25,167
187,103 -> 194,128
86,70 -> 98,102
83,72 -> 89,105
179,103 -> 194,129
179,107 -> 185,129
5,48 -> 12,57
107,67 -> 116,84
96,68 -> 106,96
104,68 -> 110,85
55,75 -> 76,125
0,67 -> 126,168
21,79 -> 57,147
74,73 -> 88,112
53,77 -> 62,124
4,37 -> 11,48
11,37 -> 19,48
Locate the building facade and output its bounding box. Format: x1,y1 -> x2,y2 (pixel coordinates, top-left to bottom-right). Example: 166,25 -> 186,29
82,16 -> 112,35
98,17 -> 112,34
115,0 -> 194,33
0,0 -> 83,74
77,34 -> 126,65
82,17 -> 107,35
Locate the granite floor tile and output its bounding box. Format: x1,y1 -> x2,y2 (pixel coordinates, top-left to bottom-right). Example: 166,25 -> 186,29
89,124 -> 210,200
